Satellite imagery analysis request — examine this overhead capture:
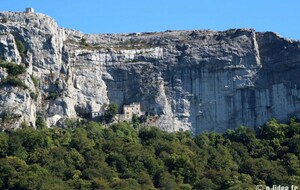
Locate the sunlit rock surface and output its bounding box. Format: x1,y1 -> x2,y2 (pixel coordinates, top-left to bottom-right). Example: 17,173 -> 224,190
0,11 -> 300,133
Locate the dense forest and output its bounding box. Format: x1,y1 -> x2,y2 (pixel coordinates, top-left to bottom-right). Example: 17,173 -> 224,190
0,118 -> 299,190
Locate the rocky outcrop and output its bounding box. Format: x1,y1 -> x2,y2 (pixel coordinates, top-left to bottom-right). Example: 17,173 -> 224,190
0,11 -> 300,133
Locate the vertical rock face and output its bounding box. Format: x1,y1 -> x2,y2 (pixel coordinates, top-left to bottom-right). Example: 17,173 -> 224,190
0,11 -> 300,133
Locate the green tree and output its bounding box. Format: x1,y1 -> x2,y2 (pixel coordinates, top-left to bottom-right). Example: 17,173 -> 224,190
70,128 -> 95,153
0,133 -> 8,157
132,114 -> 140,128
36,116 -> 47,129
194,178 -> 218,190
137,171 -> 155,189
157,171 -> 178,190
258,118 -> 287,141
111,122 -> 138,142
104,103 -> 118,123
91,177 -> 110,190
139,127 -> 163,145
0,156 -> 28,189
106,152 -> 128,173
0,118 -> 299,189
287,134 -> 300,154
283,153 -> 300,175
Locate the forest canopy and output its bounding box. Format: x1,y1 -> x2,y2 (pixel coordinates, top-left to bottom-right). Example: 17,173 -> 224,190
0,118 -> 299,189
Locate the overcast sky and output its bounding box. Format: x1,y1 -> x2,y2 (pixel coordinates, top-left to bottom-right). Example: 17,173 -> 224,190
1,0 -> 300,40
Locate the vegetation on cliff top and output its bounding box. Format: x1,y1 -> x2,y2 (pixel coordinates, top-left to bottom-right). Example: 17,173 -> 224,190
0,118 -> 299,189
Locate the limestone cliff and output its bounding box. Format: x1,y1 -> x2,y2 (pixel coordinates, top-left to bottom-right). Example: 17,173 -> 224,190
0,11 -> 300,133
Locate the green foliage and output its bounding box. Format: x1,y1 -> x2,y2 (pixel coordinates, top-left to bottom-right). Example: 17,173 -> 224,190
30,75 -> 40,87
258,118 -> 288,140
20,121 -> 30,128
0,119 -> 298,189
103,103 -> 118,123
80,38 -> 90,47
0,61 -> 27,90
132,114 -> 141,128
1,110 -> 11,123
0,157 -> 69,189
0,61 -> 26,76
0,133 -> 8,157
80,38 -> 86,44
36,116 -> 47,129
47,92 -> 58,100
111,122 -> 138,142
61,118 -> 80,129
0,76 -> 28,89
30,92 -> 37,101
70,128 -> 95,153
16,40 -> 26,55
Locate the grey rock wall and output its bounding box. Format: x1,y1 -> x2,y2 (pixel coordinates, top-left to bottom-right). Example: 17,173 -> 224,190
0,11 -> 300,133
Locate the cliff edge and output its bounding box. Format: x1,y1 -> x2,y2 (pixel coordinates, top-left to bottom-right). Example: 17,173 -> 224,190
0,11 -> 300,133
